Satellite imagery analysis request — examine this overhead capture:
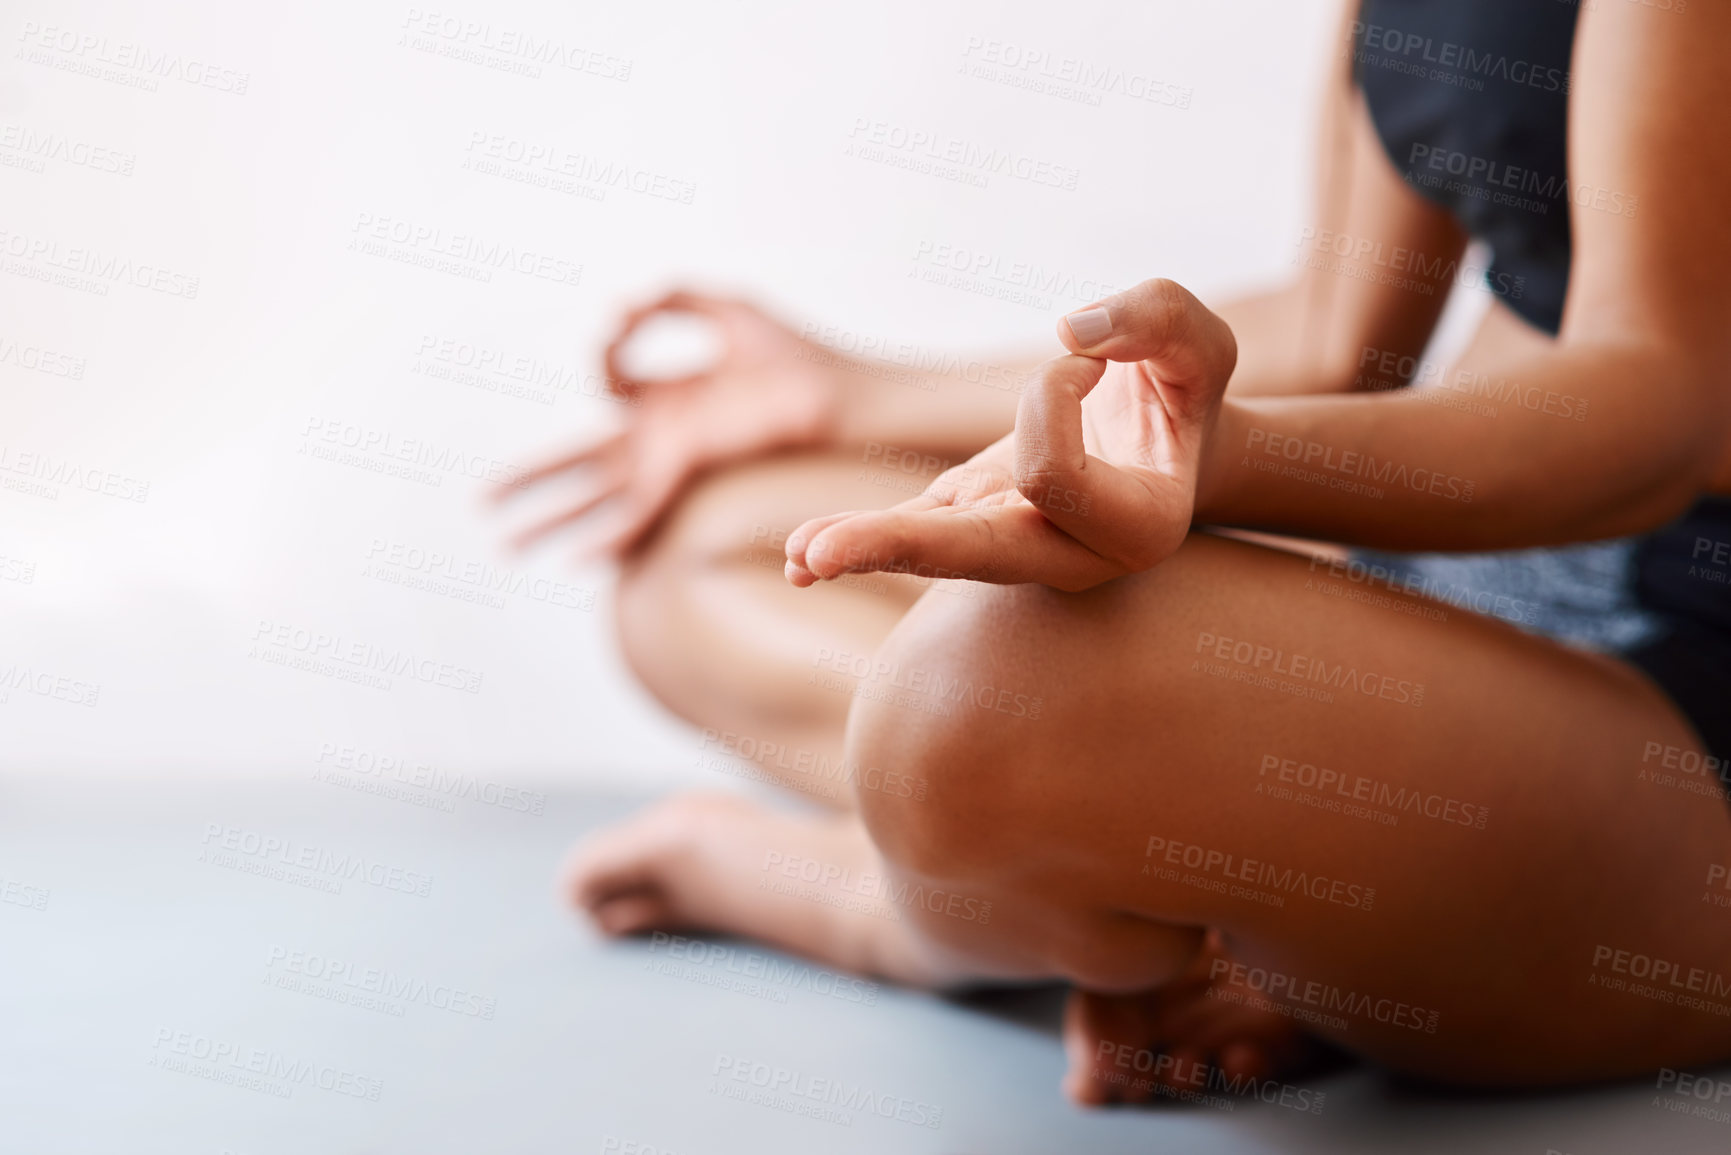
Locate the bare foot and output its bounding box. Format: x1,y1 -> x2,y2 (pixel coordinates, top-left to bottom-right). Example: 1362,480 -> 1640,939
562,791 -> 950,984
1062,931 -> 1344,1106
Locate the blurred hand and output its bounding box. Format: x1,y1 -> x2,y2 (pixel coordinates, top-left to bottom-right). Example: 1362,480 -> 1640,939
783,279 -> 1237,592
495,289 -> 847,558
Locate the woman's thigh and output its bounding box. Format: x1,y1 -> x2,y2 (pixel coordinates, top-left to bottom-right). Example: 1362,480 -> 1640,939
849,530 -> 1731,1083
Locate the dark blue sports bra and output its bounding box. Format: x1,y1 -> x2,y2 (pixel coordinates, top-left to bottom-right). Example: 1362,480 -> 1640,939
1353,0 -> 1577,333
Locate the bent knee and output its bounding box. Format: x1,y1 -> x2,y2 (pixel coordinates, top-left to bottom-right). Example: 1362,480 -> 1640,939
847,581 -> 1086,877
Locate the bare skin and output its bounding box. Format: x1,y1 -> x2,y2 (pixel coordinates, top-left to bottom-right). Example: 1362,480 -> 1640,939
501,0 -> 1731,1106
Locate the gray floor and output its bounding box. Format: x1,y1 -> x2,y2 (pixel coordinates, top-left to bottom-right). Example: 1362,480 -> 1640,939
1,775 -> 1724,1154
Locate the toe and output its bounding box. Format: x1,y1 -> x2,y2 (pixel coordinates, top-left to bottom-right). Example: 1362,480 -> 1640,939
1062,987 -> 1165,1106
560,827 -> 666,913
1061,989 -> 1116,1105
1217,1040 -> 1268,1083
590,891 -> 676,936
559,791 -> 749,912
1158,1045 -> 1206,1094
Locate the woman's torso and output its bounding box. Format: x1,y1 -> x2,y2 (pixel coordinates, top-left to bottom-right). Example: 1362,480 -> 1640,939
1348,0 -> 1731,704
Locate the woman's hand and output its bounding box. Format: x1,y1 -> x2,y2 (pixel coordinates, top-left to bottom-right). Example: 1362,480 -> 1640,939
495,289 -> 849,558
782,279 -> 1237,592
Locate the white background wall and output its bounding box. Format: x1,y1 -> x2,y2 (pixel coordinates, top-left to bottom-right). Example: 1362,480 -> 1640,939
2,0 -> 1341,785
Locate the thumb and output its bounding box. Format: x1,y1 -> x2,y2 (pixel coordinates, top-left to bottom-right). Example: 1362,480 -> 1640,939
1057,278 -> 1237,407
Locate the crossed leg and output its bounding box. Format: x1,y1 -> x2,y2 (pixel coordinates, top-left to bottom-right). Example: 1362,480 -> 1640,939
576,449 -> 942,961
570,449 -> 1731,1099
844,530 -> 1731,1090
578,449 -> 1327,1081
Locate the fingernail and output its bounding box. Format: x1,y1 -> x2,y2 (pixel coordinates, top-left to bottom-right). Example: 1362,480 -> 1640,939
1065,306 -> 1112,346
785,531 -> 805,554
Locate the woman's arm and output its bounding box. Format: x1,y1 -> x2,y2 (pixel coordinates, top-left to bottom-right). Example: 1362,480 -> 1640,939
783,4 -> 1731,589
1217,0 -> 1466,401
1196,0 -> 1731,550
1200,336 -> 1721,549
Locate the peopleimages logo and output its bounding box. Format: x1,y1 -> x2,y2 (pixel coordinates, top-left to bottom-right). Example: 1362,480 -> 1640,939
911,239 -> 1120,302
0,663 -> 100,707
264,945 -> 497,1019
1589,944 -> 1731,1011
1194,629 -> 1427,708
201,824 -> 435,897
711,1054 -> 943,1129
1405,143 -> 1637,219
647,931 -> 880,1006
699,728 -> 928,801
149,1028 -> 382,1100
1243,427 -> 1473,503
760,850 -> 993,924
798,325 -> 1032,393
1294,226 -> 1523,301
0,334 -> 87,379
1207,956 -> 1440,1033
250,618 -> 485,694
1144,835 -> 1376,911
0,875 -> 50,911
463,131 -> 695,203
1356,346 -> 1589,422
1093,1043 -> 1326,1112
0,444 -> 149,502
313,741 -> 547,814
0,123 -> 135,175
15,22 -> 252,94
348,212 -> 583,287
846,117 -> 1081,190
398,8 -> 632,81
1347,21 -> 1570,93
957,37 -> 1193,109
0,227 -> 200,298
811,646 -> 1043,719
363,537 -> 594,612
1257,753 -> 1489,830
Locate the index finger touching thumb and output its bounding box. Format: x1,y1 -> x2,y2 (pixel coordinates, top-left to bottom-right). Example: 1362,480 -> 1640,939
1057,278 -> 1237,396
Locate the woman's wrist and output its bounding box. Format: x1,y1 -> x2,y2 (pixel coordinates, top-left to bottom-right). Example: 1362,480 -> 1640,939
1192,397 -> 1246,526
826,357 -> 897,446
828,352 -> 1021,452
795,342 -> 890,448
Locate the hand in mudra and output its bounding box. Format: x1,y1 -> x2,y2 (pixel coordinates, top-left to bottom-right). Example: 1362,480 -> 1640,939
496,289 -> 847,559
784,278 -> 1238,592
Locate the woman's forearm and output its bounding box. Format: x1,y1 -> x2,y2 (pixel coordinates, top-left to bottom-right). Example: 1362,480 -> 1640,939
826,281 -> 1345,452
829,347 -> 1036,452
1196,340 -> 1723,550
1216,285 -> 1359,399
